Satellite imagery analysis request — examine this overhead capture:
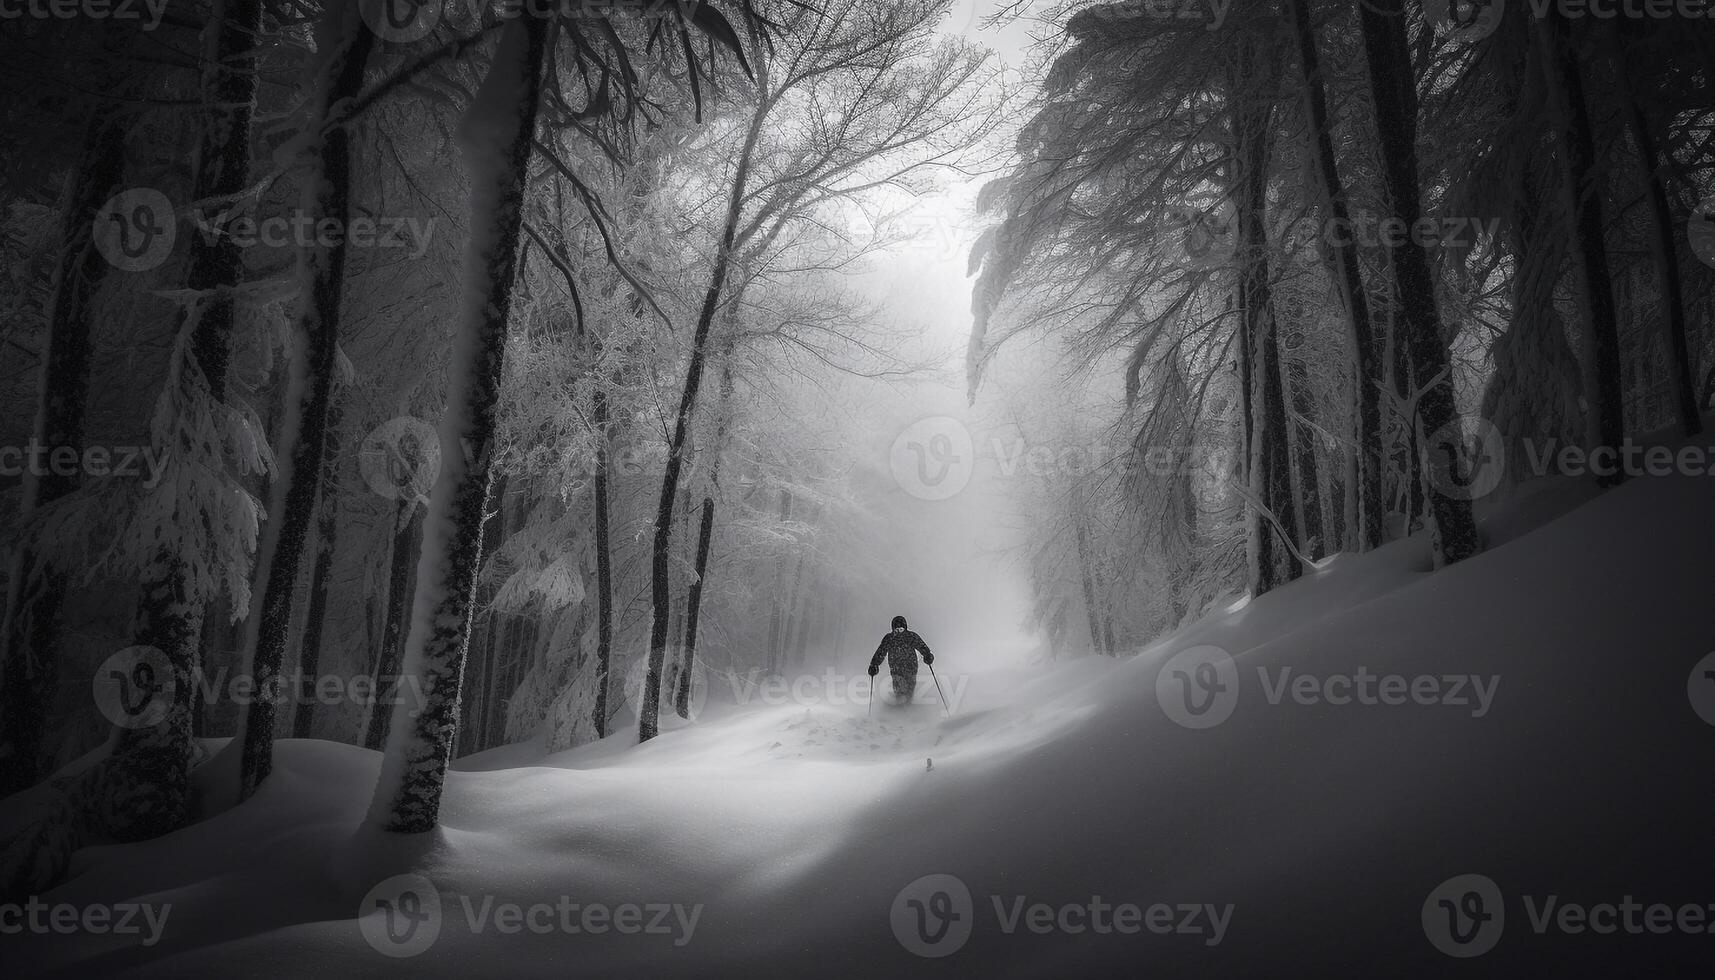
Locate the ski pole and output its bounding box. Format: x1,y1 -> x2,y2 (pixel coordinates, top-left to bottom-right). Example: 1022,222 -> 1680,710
867,671 -> 873,717
927,662 -> 950,716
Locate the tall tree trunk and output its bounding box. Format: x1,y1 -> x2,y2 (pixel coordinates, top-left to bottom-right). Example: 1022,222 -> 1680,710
292,393 -> 343,739
779,552 -> 810,668
3,5 -> 264,898
1286,346 -> 1325,557
591,384 -> 614,737
1390,331 -> 1424,530
367,14 -> 548,833
1232,37 -> 1301,594
1287,0 -> 1384,550
1073,512 -> 1107,656
765,490 -> 793,674
638,86 -> 766,743
365,501 -> 423,751
115,0 -> 264,840
0,103 -> 125,797
1536,14 -> 1626,482
463,473 -> 508,754
675,497 -> 716,718
1357,0 -> 1481,565
1614,42 -> 1700,435
674,343 -> 735,717
238,4 -> 375,799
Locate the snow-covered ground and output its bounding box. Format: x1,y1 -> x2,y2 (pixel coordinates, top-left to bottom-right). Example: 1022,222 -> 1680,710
9,464 -> 1714,977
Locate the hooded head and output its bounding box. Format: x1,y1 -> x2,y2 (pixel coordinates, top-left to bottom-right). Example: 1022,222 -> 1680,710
891,615 -> 907,632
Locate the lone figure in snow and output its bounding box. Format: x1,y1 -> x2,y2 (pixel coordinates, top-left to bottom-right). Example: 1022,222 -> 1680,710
868,615 -> 933,705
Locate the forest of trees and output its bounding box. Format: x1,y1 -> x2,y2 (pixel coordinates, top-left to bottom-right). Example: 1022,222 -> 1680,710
0,0 -> 997,890
969,0 -> 1711,657
0,0 -> 1709,903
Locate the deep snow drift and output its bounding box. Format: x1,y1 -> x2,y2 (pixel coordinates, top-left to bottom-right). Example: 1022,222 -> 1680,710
7,465 -> 1714,978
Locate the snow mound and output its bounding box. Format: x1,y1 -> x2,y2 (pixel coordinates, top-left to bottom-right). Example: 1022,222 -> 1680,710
9,467 -> 1713,977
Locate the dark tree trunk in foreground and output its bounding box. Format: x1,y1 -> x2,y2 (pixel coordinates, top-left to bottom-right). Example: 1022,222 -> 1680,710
1286,350 -> 1325,558
0,105 -> 125,797
1613,32 -> 1700,436
591,385 -> 614,737
293,397 -> 342,738
2,1 -> 265,898
238,6 -> 376,799
675,346 -> 735,717
765,490 -> 792,674
639,98 -> 764,742
460,473 -> 507,754
1536,14 -> 1626,482
116,0 -> 264,839
1357,0 -> 1480,565
366,502 -> 423,751
1232,37 -> 1302,594
1073,512 -> 1107,656
1287,0 -> 1384,550
675,497 -> 716,718
368,15 -> 548,833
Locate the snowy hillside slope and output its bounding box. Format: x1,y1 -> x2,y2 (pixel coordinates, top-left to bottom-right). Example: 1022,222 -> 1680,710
8,465 -> 1713,978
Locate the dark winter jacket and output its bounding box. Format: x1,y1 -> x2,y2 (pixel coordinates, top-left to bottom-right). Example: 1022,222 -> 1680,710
870,628 -> 931,676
